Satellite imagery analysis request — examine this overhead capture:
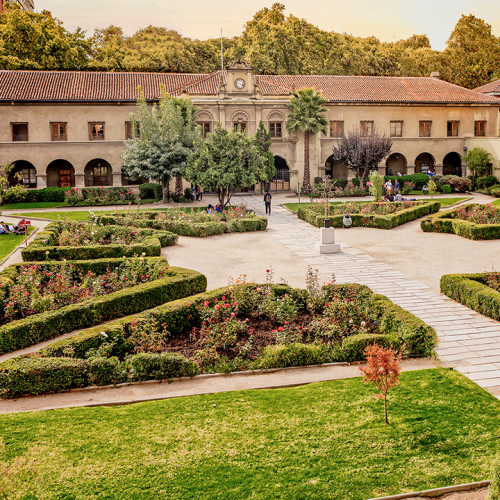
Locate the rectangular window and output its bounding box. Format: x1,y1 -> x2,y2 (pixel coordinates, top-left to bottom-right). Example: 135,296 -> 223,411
330,121 -> 344,137
360,121 -> 373,136
23,168 -> 36,185
125,122 -> 140,140
447,121 -> 459,137
269,122 -> 282,138
197,122 -> 211,139
93,165 -> 108,184
475,121 -> 486,137
390,121 -> 403,137
234,122 -> 247,133
419,121 -> 432,137
11,123 -> 28,141
89,122 -> 105,141
51,122 -> 67,141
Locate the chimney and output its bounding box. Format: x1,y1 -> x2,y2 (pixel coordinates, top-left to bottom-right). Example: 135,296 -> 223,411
430,72 -> 440,79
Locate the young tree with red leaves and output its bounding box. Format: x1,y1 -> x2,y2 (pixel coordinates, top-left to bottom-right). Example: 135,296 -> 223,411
359,344 -> 402,425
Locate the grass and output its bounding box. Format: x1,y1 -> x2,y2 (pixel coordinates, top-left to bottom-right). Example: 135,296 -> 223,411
0,199 -> 157,211
15,206 -> 207,222
491,199 -> 500,206
0,227 -> 35,261
283,197 -> 467,213
0,368 -> 498,499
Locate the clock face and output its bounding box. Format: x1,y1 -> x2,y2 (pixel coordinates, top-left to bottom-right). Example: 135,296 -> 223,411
234,78 -> 245,90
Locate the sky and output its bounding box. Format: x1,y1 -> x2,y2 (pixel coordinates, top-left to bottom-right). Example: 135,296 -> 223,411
40,0 -> 500,50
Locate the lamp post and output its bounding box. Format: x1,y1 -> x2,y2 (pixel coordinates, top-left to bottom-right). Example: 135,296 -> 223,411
463,146 -> 468,178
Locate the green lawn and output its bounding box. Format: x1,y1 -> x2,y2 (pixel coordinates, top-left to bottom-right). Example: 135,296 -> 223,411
0,226 -> 35,261
0,369 -> 498,499
283,197 -> 467,213
0,199 -> 157,211
16,205 -> 207,222
491,199 -> 500,206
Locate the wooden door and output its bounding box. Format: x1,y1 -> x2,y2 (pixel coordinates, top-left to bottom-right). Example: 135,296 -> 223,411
59,169 -> 72,188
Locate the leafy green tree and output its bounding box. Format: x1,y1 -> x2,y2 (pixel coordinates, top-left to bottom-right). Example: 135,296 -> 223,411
253,120 -> 276,191
0,164 -> 26,205
121,86 -> 201,202
0,3 -> 90,70
286,88 -> 328,192
464,147 -> 492,176
185,123 -> 268,206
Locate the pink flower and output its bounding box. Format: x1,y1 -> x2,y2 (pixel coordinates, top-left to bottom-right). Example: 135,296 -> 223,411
231,312 -> 236,317
124,278 -> 128,281
278,327 -> 283,332
204,301 -> 209,308
216,304 -> 221,310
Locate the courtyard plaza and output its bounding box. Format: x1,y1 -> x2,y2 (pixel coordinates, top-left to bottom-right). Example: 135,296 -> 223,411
1,191 -> 500,412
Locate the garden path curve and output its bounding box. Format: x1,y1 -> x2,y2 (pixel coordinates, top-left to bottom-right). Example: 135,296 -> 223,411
236,196 -> 500,397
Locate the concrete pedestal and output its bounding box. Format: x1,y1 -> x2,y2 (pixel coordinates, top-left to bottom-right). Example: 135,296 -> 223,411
315,227 -> 341,254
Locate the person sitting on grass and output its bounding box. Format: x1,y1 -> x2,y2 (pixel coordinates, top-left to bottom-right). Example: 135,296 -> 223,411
12,220 -> 27,235
394,191 -> 403,202
0,222 -> 12,234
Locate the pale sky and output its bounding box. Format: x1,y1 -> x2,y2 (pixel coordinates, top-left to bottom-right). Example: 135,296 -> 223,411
40,0 -> 500,51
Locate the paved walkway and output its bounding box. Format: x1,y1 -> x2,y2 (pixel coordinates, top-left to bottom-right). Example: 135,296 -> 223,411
237,196 -> 500,396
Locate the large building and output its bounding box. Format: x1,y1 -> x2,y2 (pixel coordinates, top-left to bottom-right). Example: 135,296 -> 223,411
1,60 -> 499,191
0,0 -> 35,12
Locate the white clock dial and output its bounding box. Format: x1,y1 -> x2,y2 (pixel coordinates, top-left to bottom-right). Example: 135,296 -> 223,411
234,78 -> 245,90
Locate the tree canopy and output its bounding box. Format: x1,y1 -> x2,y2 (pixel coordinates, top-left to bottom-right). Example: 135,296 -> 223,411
463,146 -> 492,176
2,3 -> 500,89
121,86 -> 200,202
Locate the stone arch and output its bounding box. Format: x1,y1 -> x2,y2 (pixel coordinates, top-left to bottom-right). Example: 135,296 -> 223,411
267,110 -> 285,122
84,159 -> 113,187
415,152 -> 435,174
270,154 -> 290,191
325,155 -> 349,179
385,153 -> 407,176
194,110 -> 214,122
8,160 -> 37,188
231,110 -> 250,122
443,152 -> 462,176
46,160 -> 75,188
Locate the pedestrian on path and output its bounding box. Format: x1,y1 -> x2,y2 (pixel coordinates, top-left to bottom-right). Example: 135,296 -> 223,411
198,186 -> 203,201
264,190 -> 272,215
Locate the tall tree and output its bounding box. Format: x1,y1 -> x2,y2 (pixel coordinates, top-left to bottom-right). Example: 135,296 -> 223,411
0,3 -> 90,70
121,86 -> 201,202
286,88 -> 328,192
253,120 -> 276,190
331,128 -> 392,184
185,123 -> 268,206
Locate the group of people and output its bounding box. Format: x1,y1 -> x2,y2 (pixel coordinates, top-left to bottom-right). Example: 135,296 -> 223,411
0,220 -> 28,235
382,180 -> 411,202
191,186 -> 203,201
206,204 -> 223,213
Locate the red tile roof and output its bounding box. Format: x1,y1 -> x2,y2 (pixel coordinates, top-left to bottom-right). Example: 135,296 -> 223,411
0,70 -> 498,105
474,79 -> 500,94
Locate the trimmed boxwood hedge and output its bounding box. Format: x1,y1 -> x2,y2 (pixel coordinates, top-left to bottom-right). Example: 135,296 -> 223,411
298,201 -> 441,229
0,263 -> 207,355
441,273 -> 500,321
97,212 -> 268,238
0,284 -> 436,397
421,204 -> 500,240
21,221 -> 178,261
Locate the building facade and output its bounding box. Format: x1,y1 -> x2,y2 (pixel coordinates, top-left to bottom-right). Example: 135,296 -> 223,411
0,0 -> 35,12
0,61 -> 499,192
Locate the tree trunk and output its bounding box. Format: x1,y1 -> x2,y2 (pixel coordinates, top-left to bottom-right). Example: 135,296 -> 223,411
384,395 -> 388,425
161,179 -> 170,203
175,176 -> 183,196
303,130 -> 311,192
218,187 -> 225,206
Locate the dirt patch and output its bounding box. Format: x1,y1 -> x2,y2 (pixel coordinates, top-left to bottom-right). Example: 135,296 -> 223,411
405,486 -> 488,500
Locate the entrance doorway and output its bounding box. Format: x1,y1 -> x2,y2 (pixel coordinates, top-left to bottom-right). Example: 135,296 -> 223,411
46,160 -> 75,188
443,152 -> 462,176
85,159 -> 113,187
8,161 -> 37,188
270,156 -> 290,191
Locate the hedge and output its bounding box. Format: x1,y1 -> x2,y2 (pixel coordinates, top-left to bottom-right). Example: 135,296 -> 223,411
0,284 -> 436,396
441,273 -> 500,321
0,353 -> 199,397
298,201 -> 441,229
420,204 -> 500,240
97,212 -> 268,238
138,183 -> 163,201
21,221 -> 178,261
0,265 -> 207,355
2,187 -> 67,205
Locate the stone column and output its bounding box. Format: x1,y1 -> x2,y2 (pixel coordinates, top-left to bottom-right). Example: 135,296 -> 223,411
36,174 -> 47,188
435,164 -> 444,176
75,174 -> 85,188
407,165 -> 416,175
112,172 -> 123,187
218,103 -> 226,130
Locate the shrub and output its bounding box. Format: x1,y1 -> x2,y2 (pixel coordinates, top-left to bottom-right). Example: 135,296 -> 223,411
441,184 -> 452,194
64,188 -> 79,206
126,352 -> 199,381
488,454 -> 500,500
87,356 -> 125,386
314,176 -> 323,185
489,185 -> 500,198
0,357 -> 88,397
483,175 -> 499,189
256,342 -> 341,369
138,183 -> 163,201
2,187 -> 67,205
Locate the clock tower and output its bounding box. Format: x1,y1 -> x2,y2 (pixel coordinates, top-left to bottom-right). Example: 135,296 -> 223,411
224,60 -> 256,97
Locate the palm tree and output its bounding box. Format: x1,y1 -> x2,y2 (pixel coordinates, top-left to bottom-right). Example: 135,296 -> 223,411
286,88 -> 328,192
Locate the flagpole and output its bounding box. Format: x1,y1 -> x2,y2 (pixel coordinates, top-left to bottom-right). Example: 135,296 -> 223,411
220,29 -> 223,70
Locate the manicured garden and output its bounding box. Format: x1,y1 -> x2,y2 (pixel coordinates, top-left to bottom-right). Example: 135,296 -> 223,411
297,200 -> 440,229
0,270 -> 436,397
421,203 -> 500,239
0,227 -> 34,262
0,368 -> 498,499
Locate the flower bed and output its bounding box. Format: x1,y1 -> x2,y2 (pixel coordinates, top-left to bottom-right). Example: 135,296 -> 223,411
298,200 -> 440,229
421,204 -> 500,240
441,272 -> 500,321
21,221 -> 178,261
0,258 -> 206,355
97,206 -> 268,238
0,277 -> 436,397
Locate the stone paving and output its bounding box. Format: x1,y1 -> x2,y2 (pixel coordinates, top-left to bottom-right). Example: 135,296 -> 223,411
237,196 -> 500,396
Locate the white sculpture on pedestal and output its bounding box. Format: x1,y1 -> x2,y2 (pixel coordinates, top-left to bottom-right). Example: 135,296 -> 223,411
312,175 -> 341,254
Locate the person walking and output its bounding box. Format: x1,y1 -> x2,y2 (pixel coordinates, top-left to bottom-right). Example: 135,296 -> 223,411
264,190 -> 272,215
198,186 -> 203,201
